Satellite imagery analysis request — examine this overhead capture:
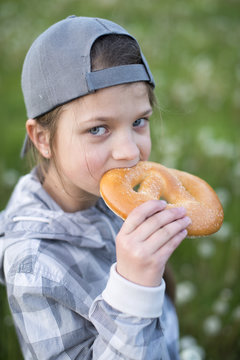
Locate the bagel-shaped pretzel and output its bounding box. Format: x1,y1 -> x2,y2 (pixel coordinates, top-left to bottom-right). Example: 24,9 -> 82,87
100,161 -> 224,237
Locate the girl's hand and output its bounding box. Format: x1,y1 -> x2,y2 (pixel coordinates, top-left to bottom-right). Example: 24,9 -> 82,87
116,200 -> 191,287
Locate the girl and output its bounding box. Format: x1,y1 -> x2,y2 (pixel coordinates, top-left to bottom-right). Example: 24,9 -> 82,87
0,16 -> 191,359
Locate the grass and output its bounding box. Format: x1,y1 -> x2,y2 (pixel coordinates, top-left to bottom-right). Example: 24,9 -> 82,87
0,0 -> 240,359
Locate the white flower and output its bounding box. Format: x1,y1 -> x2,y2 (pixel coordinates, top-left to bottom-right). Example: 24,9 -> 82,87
171,82 -> 196,105
213,222 -> 232,242
192,57 -> 213,94
197,127 -> 235,159
180,336 -> 198,350
4,315 -> 14,327
2,169 -> 19,187
180,336 -> 205,360
203,315 -> 221,335
212,288 -> 232,315
219,288 -> 233,301
197,240 -> 215,258
213,299 -> 229,315
215,187 -> 231,208
176,281 -> 196,305
180,347 -> 205,360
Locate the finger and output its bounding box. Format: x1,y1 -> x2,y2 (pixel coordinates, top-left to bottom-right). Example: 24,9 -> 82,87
122,200 -> 167,235
155,228 -> 188,262
134,206 -> 187,242
146,216 -> 191,254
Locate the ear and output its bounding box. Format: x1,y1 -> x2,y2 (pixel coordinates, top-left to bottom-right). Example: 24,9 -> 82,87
26,119 -> 51,158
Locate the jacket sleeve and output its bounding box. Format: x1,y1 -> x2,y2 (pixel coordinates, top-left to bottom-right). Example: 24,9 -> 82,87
6,266 -> 96,359
89,264 -> 174,360
5,247 -> 178,360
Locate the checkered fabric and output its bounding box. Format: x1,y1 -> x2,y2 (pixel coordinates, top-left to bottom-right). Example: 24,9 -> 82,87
0,169 -> 180,359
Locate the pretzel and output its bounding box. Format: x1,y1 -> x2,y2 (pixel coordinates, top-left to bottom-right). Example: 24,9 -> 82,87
100,161 -> 224,237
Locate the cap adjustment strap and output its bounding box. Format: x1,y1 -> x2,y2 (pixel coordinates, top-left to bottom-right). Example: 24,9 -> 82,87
86,64 -> 153,93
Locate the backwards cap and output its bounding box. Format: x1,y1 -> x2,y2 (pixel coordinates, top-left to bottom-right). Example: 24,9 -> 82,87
21,15 -> 155,156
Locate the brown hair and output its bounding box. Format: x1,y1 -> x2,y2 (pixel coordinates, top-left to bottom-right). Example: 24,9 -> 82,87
27,106 -> 63,177
91,34 -> 156,107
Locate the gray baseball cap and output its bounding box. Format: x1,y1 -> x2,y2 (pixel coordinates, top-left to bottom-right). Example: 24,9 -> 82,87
21,15 -> 155,156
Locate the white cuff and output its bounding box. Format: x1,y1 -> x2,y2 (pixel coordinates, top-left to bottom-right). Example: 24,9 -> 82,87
102,263 -> 165,318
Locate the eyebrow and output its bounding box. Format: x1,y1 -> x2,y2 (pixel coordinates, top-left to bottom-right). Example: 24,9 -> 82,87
83,108 -> 153,124
139,108 -> 153,117
141,108 -> 153,116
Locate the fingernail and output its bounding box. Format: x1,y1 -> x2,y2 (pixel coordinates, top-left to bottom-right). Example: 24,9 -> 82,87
185,216 -> 192,225
178,207 -> 186,215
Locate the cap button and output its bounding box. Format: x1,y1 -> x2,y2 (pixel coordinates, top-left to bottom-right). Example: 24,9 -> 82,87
67,15 -> 77,19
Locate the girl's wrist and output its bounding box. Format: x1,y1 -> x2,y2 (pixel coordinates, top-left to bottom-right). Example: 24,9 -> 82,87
102,263 -> 166,318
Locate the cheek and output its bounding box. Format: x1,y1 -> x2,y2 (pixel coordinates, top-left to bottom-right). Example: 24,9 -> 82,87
141,134 -> 152,160
81,145 -> 108,179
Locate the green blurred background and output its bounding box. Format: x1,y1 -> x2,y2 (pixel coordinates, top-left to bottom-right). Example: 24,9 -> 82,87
0,0 -> 239,359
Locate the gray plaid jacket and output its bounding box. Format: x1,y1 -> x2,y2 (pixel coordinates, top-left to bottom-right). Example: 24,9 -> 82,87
0,169 -> 180,359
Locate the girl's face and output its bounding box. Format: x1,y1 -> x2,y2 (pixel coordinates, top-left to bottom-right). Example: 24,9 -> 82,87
45,82 -> 152,211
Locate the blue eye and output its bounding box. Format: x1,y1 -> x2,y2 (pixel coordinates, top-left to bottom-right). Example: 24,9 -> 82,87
133,118 -> 146,127
89,126 -> 107,136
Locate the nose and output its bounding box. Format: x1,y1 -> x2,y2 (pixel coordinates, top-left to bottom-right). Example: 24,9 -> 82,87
111,132 -> 140,162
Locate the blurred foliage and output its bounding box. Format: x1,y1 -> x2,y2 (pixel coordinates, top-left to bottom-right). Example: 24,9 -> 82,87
0,0 -> 239,359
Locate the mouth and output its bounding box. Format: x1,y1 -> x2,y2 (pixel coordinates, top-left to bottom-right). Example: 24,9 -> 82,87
105,161 -> 141,174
